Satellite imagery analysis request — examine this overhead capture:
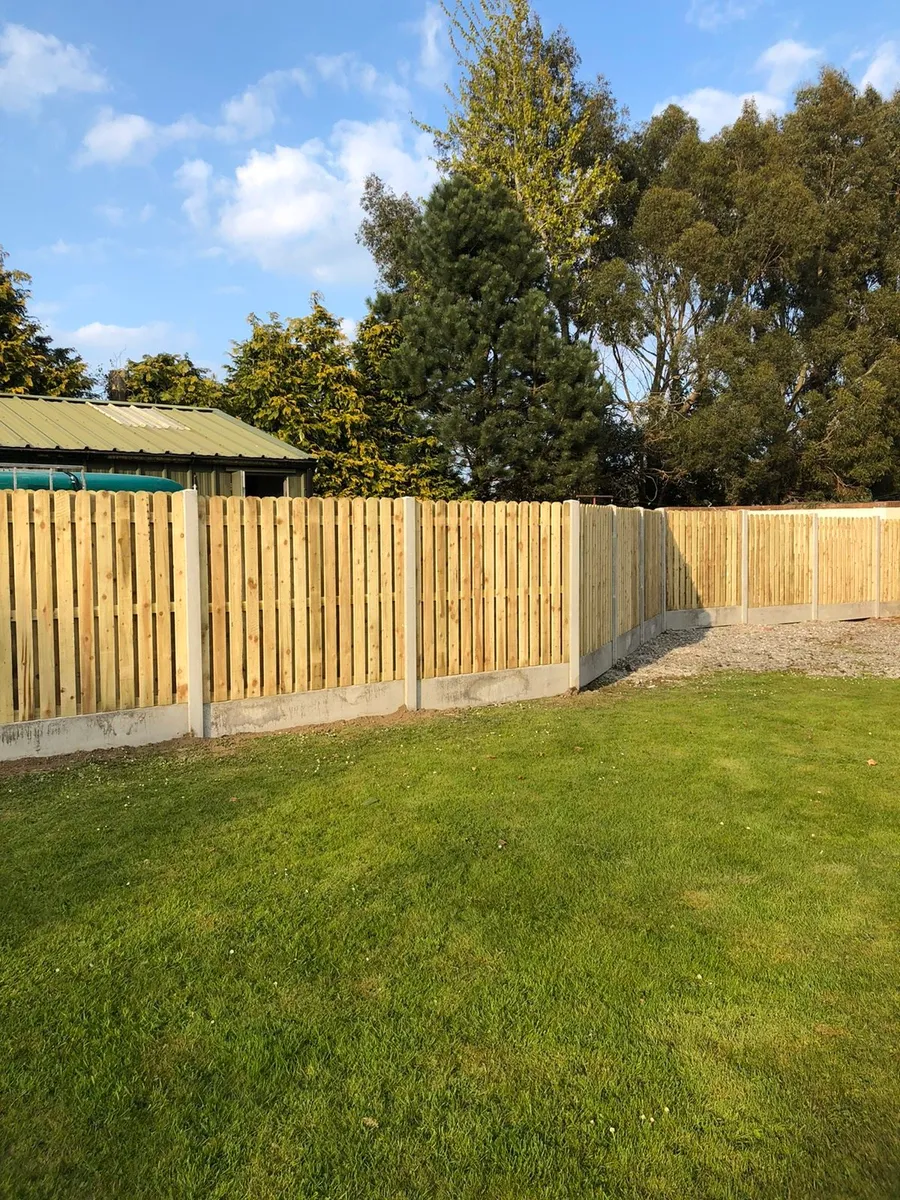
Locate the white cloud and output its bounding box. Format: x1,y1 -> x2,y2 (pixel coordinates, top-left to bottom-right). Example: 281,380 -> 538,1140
686,0 -> 761,31
415,4 -> 448,88
60,320 -> 188,360
216,68 -> 309,140
79,67 -> 311,166
176,158 -> 214,227
214,119 -> 436,278
0,23 -> 106,112
340,317 -> 358,341
78,108 -> 204,166
756,39 -> 821,94
313,54 -> 411,111
655,87 -> 784,137
860,41 -> 900,96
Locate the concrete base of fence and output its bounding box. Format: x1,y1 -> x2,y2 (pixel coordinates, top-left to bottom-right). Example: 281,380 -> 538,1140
204,680 -> 405,738
882,601 -> 900,617
748,603 -> 812,625
642,613 -> 665,642
419,663 -> 569,711
817,602 -> 878,622
0,704 -> 189,762
665,606 -> 743,630
579,644 -> 613,688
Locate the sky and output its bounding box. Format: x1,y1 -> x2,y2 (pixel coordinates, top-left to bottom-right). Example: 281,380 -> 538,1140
1,0 -> 899,381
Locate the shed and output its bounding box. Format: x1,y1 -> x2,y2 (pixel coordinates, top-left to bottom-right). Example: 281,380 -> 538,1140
0,394 -> 315,497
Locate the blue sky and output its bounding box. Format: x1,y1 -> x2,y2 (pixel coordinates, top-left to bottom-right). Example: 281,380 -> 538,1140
2,0 -> 898,380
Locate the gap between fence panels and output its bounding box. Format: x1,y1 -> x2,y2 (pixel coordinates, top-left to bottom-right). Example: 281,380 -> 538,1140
0,494 -> 896,761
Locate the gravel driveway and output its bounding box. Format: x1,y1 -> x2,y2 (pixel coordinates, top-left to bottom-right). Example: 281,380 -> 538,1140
593,619 -> 900,687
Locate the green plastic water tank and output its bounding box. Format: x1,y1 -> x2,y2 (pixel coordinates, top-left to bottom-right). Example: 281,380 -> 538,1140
0,470 -> 183,493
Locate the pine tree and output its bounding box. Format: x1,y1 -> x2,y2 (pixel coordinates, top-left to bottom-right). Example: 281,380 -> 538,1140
376,176 -> 625,501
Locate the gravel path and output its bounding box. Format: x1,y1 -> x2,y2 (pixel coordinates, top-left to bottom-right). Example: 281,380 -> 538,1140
592,619 -> 900,687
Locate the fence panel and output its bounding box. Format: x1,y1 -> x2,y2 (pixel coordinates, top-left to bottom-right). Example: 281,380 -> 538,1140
818,517 -> 875,606
749,514 -> 812,609
0,490 -> 181,723
616,508 -> 641,636
580,505 -> 612,656
643,510 -> 665,622
420,500 -> 568,679
202,495 -> 405,699
666,509 -> 742,611
882,517 -> 900,607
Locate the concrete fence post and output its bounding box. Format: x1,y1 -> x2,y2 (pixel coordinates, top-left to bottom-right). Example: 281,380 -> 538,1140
740,509 -> 750,624
811,513 -> 820,621
402,497 -> 419,711
181,489 -> 205,738
638,508 -> 646,645
610,506 -> 619,663
566,500 -> 581,690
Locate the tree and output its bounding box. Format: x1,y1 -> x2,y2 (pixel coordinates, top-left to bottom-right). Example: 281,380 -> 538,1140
105,352 -> 223,407
374,175 -> 626,501
352,315 -> 456,497
225,298 -> 455,496
0,247 -> 93,396
422,0 -> 617,338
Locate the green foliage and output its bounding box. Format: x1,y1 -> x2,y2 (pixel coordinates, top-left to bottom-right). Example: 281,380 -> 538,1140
0,247 -> 94,396
375,175 -> 626,501
426,0 -> 616,322
583,70 -> 900,503
106,353 -> 223,407
225,298 -> 455,496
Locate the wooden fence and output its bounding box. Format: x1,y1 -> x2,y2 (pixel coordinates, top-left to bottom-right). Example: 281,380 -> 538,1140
0,493 -> 897,758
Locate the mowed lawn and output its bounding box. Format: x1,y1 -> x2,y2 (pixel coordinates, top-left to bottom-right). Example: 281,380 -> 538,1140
2,675 -> 899,1199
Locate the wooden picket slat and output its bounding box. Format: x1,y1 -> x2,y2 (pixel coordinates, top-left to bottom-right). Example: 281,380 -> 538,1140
92,493 -> 117,712
53,494 -> 77,718
459,503 -> 472,676
207,497 -> 228,702
292,498 -> 311,692
113,493 -> 136,710
243,497 -> 261,698
336,499 -> 353,687
447,501 -> 460,676
276,497 -> 294,694
365,499 -> 380,683
322,500 -> 338,689
483,503 -> 496,673
259,498 -> 278,696
12,492 -> 35,721
32,491 -> 57,720
472,503 -> 484,675
351,498 -> 367,685
225,496 -> 245,701
152,493 -> 173,706
420,501 -> 435,678
378,498 -> 395,682
74,491 -> 96,715
307,499 -> 326,691
170,492 -> 189,706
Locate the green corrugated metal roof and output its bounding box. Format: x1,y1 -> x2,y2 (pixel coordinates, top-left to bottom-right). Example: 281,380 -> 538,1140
0,394 -> 314,463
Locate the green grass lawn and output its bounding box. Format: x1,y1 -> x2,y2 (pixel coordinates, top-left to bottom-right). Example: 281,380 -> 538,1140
2,674 -> 899,1199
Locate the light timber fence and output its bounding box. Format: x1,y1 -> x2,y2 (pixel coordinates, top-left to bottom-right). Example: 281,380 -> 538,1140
0,493 -> 897,760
